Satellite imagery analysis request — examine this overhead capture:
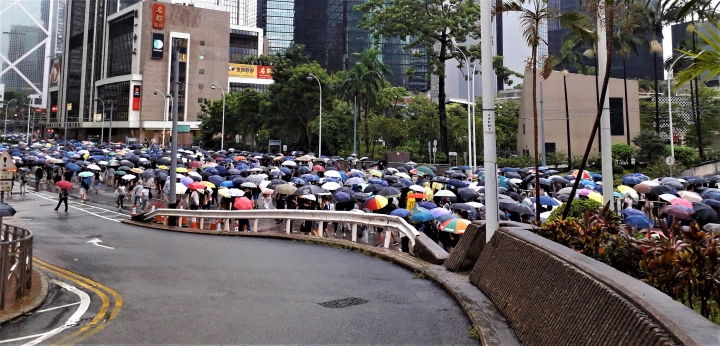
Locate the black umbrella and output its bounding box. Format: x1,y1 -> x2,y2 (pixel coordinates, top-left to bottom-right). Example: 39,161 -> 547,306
457,188 -> 480,200
446,179 -> 466,189
293,185 -> 330,196
499,200 -> 535,215
0,203 -> 17,217
551,176 -> 570,184
505,172 -> 521,179
382,176 -> 399,183
376,187 -> 401,198
647,185 -> 678,201
702,199 -> 720,208
297,166 -> 311,174
450,203 -> 474,212
118,166 -> 132,171
390,183 -> 404,189
693,202 -> 720,225
158,158 -> 171,166
431,176 -> 449,184
363,184 -> 383,193
503,191 -> 522,201
451,173 -> 467,179
687,177 -> 708,185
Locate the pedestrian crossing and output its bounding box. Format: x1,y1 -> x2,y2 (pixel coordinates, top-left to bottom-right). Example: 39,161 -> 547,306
30,191 -> 128,223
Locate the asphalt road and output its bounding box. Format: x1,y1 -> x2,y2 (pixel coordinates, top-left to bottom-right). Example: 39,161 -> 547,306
1,191 -> 475,344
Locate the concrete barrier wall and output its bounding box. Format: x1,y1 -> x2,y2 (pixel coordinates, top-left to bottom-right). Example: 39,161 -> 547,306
681,161 -> 720,177
469,228 -> 720,346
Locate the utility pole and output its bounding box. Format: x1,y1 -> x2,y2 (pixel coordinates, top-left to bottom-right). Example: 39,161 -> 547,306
169,38 -> 181,224
481,0 -> 498,241
540,82 -> 546,167
108,104 -> 114,144
597,9 -> 614,210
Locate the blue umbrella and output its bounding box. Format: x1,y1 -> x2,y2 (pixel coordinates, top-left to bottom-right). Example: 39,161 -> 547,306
399,178 -> 413,187
304,175 -> 319,182
297,166 -> 311,174
621,208 -> 645,217
530,196 -> 560,206
702,199 -> 720,208
418,201 -> 437,209
389,209 -> 412,218
204,167 -> 219,175
291,177 -> 306,186
622,176 -> 642,185
208,175 -> 224,186
368,178 -> 383,185
580,179 -> 596,187
501,167 -> 517,173
220,181 -> 234,187
458,166 -> 471,170
66,163 -> 81,172
280,167 -> 292,175
215,166 -> 227,176
624,215 -> 654,229
411,212 -> 435,222
333,191 -> 353,203
348,172 -> 365,178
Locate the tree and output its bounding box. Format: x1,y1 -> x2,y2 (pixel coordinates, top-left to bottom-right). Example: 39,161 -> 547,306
493,56 -> 524,87
494,99 -> 520,151
309,100 -> 355,155
496,0 -> 592,223
632,130 -> 666,164
614,8 -> 647,145
356,0 -> 481,161
682,85 -> 720,150
340,48 -> 392,154
611,143 -> 634,165
195,89 -> 265,150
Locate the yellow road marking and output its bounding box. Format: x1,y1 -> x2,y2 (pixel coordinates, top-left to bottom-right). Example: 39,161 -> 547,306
33,259 -> 122,344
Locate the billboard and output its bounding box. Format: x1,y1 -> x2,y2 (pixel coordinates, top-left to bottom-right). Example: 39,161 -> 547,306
228,64 -> 274,79
49,58 -> 61,88
151,33 -> 164,59
151,4 -> 165,30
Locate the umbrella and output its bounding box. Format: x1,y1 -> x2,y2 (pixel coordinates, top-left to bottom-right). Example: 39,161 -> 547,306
364,195 -> 388,210
202,181 -> 216,188
416,166 -> 435,176
0,203 -> 17,217
418,201 -> 438,209
321,182 -> 342,190
188,182 -> 205,190
440,218 -> 471,234
55,180 -> 73,190
693,202 -> 720,224
499,201 -> 535,215
436,214 -> 459,222
121,174 -> 137,180
633,184 -> 652,194
530,196 -> 560,206
670,198 -> 693,208
294,185 -> 329,196
411,212 -> 435,222
647,185 -> 677,200
435,190 -> 456,198
312,165 -> 325,172
702,199 -> 720,208
621,176 -> 643,185
376,187 -> 401,198
228,188 -> 245,197
571,170 -> 592,180
78,171 -> 93,178
457,188 -> 480,200
678,191 -> 702,203
241,182 -> 258,188
551,176 -> 570,185
621,208 -> 645,217
389,209 -> 412,218
345,177 -> 365,186
430,208 -> 451,218
332,191 -> 353,203
66,163 -> 81,172
624,215 -> 654,229
233,197 -> 254,210
87,164 -> 101,171
661,205 -> 695,221
408,193 -> 426,199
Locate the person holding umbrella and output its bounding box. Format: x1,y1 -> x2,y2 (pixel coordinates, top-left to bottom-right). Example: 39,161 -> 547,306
54,181 -> 71,212
115,184 -> 127,210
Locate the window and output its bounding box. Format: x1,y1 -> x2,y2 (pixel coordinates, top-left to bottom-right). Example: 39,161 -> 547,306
199,55 -> 205,60
610,97 -> 624,136
106,14 -> 134,77
198,83 -> 203,89
200,40 -> 205,46
199,69 -> 204,74
198,98 -> 204,103
545,142 -> 556,154
523,123 -> 526,135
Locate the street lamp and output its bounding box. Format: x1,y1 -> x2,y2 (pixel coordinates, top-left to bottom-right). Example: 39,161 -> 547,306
26,100 -> 33,144
211,83 -> 226,150
666,51 -> 703,176
306,73 -> 322,158
454,48 -> 472,170
94,98 -> 105,143
471,63 -> 478,173
4,99 -> 16,136
154,89 -> 172,148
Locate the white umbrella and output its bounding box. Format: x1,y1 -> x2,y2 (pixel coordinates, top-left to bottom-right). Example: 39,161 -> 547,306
302,194 -> 317,201
282,161 -> 297,167
409,185 -> 425,192
241,182 -> 258,188
121,174 -> 137,180
98,161 -> 109,165
87,164 -> 101,170
679,191 -> 702,203
659,193 -> 677,202
175,183 -> 188,194
259,180 -> 271,189
246,175 -> 264,184
228,188 -> 245,197
324,170 -> 341,178
640,180 -> 660,187
321,181 -> 341,190
188,171 -> 201,178
249,167 -> 264,172
466,202 -> 484,209
435,190 -> 456,197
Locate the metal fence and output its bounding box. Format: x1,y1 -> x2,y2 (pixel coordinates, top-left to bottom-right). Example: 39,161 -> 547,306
0,224 -> 33,310
140,209 -> 420,248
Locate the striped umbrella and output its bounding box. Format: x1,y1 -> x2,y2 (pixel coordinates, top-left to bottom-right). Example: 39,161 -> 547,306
440,218 -> 471,234
364,195 -> 388,210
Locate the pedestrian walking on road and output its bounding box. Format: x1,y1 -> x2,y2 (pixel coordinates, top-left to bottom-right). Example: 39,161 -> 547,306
34,167 -> 43,189
115,185 -> 126,210
19,172 -> 28,195
92,172 -> 101,194
133,183 -> 143,206
106,167 -> 115,187
54,188 -> 68,212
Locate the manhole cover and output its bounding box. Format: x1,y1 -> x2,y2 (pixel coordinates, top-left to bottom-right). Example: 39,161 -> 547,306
318,297 -> 368,309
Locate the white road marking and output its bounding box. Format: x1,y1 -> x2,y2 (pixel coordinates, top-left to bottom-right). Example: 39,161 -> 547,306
0,333 -> 47,344
20,280 -> 91,346
86,238 -> 115,250
29,192 -> 126,223
35,302 -> 81,313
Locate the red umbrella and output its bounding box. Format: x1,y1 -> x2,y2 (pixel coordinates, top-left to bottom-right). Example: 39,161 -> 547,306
55,180 -> 72,190
312,165 -> 325,172
233,197 -> 253,210
188,182 -> 205,190
189,161 -> 202,168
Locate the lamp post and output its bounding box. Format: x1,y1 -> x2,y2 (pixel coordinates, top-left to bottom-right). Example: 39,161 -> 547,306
666,52 -> 701,176
154,89 -> 171,148
454,48 -> 472,169
471,63 -> 478,173
94,98 -> 105,143
562,69 -> 571,169
211,83 -> 226,150
4,99 -> 16,136
26,101 -> 33,144
480,0 -> 498,240
307,73 -> 322,157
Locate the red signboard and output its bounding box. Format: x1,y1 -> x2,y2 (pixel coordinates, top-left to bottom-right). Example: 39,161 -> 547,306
132,85 -> 141,111
51,105 -> 57,113
152,4 -> 165,30
256,66 -> 273,79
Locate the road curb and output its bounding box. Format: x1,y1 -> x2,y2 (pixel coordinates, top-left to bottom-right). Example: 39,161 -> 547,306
123,219 -> 517,345
0,267 -> 49,324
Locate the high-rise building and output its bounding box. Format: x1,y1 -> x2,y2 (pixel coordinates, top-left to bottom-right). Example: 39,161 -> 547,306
0,0 -> 64,107
546,0 -> 661,81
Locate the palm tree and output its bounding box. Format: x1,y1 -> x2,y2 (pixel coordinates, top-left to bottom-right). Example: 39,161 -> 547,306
495,0 -> 592,223
557,36 -> 589,168
614,12 -> 647,145
340,47 -> 392,154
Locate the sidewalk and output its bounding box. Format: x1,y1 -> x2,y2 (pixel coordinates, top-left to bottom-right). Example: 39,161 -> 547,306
0,268 -> 49,324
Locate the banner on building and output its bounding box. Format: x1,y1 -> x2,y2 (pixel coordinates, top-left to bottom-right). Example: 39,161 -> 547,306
132,85 -> 141,111
49,58 -> 61,88
151,4 -> 165,30
151,33 -> 164,59
228,64 -> 274,79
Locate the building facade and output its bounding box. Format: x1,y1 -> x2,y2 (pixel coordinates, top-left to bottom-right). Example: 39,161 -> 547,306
516,71 -> 641,157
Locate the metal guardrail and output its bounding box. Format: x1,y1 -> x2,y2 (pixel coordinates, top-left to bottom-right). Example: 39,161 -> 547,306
140,209 -> 420,248
0,224 -> 33,310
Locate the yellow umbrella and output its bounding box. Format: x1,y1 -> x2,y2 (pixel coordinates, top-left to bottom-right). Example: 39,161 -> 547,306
131,168 -> 143,174
218,188 -> 231,198
368,169 -> 382,177
202,181 -> 216,188
617,185 -> 639,199
158,165 -> 169,170
176,167 -> 188,173
394,172 -> 411,179
587,192 -> 603,203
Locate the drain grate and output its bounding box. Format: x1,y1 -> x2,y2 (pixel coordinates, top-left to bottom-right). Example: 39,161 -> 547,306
318,297 -> 369,309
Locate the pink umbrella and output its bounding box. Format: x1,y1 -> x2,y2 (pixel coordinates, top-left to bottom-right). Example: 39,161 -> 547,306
578,189 -> 592,197
670,198 -> 693,208
233,197 -> 254,210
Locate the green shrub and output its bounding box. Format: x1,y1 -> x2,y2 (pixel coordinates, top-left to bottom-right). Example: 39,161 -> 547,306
547,198 -> 602,222
498,155 -> 534,168
666,146 -> 697,166
611,143 -> 634,165
612,165 -> 624,175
